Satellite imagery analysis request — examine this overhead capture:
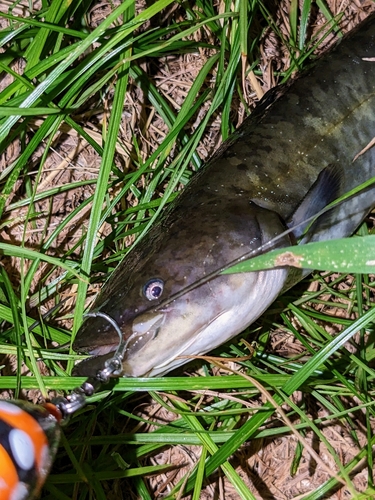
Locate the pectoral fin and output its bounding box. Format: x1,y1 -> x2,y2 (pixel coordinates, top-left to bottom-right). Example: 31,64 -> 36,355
287,163 -> 343,239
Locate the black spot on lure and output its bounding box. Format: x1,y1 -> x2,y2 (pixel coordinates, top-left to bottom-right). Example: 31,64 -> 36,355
74,15 -> 375,378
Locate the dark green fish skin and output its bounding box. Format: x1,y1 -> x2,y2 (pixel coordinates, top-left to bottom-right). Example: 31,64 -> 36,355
73,15 -> 375,378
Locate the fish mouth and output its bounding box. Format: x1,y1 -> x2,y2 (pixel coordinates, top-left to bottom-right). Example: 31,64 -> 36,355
72,311 -> 166,377
124,311 -> 166,355
121,310 -> 229,378
131,311 -> 165,339
82,311 -> 166,357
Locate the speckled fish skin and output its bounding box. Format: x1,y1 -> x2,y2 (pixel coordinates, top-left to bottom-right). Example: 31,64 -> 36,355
73,15 -> 375,378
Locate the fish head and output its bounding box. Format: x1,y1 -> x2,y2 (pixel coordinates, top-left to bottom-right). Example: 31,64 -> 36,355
73,196 -> 292,378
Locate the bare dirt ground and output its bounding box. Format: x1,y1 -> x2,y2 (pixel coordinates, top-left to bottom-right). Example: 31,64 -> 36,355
1,0 -> 375,499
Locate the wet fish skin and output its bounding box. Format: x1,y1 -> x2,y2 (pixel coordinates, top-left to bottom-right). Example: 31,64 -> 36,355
73,15 -> 375,378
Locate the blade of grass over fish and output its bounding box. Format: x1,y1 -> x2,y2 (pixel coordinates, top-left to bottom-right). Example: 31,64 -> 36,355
223,236 -> 375,275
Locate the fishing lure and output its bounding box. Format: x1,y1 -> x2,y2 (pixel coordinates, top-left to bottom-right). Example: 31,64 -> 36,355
0,313 -> 125,500
0,400 -> 62,500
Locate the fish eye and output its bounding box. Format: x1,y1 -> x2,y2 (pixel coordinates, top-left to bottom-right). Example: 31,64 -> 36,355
143,278 -> 164,301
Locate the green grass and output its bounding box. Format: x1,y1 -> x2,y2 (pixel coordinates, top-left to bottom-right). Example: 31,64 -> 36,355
0,1 -> 375,499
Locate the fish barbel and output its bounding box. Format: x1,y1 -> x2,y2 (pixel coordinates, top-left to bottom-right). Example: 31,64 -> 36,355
73,15 -> 375,378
